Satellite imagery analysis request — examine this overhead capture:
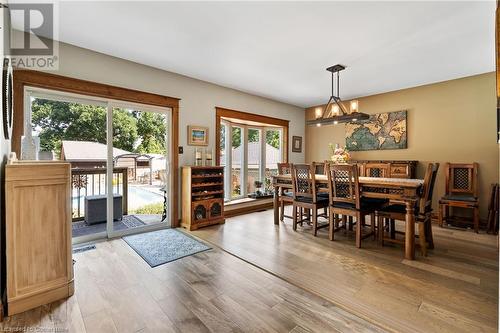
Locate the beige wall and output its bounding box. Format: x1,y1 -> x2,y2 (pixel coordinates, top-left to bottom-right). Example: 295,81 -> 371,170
49,41 -> 306,166
26,39 -> 306,220
305,73 -> 498,219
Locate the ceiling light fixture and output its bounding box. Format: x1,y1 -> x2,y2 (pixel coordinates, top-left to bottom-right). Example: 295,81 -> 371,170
307,64 -> 369,126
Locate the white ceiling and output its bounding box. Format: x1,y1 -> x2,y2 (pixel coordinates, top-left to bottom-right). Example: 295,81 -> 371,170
12,1 -> 496,107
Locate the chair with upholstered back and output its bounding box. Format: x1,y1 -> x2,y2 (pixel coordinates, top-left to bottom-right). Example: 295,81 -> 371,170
291,163 -> 329,236
376,163 -> 439,256
326,164 -> 385,246
364,162 -> 391,178
314,161 -> 330,175
277,163 -> 293,221
438,163 -> 479,232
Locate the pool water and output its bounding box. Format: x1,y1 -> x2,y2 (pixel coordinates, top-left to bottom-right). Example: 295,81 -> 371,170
72,185 -> 164,212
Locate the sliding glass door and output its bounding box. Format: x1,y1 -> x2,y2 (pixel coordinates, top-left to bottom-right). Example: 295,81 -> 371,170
28,90 -> 110,243
25,88 -> 173,244
109,104 -> 172,237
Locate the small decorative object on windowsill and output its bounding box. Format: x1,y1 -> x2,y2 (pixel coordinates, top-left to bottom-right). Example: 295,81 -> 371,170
248,179 -> 273,199
205,148 -> 213,166
254,180 -> 263,196
195,147 -> 203,166
329,143 -> 351,164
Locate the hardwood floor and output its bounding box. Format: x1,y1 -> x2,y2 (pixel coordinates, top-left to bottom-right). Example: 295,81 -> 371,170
0,234 -> 385,332
191,208 -> 499,333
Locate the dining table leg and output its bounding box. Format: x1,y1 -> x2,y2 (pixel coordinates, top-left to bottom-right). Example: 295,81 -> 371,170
405,201 -> 415,260
273,185 -> 279,225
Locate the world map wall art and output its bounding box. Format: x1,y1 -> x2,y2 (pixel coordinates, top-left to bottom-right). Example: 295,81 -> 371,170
345,110 -> 407,151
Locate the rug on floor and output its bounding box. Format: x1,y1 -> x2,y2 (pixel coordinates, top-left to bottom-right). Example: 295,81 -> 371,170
72,215 -> 146,238
122,229 -> 211,267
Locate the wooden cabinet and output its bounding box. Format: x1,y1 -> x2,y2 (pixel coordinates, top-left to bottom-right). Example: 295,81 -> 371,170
181,166 -> 225,230
6,161 -> 74,315
354,160 -> 417,179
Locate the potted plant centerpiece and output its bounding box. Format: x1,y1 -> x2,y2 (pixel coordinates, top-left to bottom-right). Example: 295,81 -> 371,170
329,143 -> 351,164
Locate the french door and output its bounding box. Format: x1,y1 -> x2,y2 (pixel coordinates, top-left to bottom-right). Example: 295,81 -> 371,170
25,87 -> 173,244
220,119 -> 283,202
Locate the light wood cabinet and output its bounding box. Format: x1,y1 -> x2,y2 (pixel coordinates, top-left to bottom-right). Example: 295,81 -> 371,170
6,161 -> 74,315
182,166 -> 225,230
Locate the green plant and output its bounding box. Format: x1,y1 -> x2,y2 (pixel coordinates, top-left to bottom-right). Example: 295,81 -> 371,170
233,185 -> 241,196
130,202 -> 164,214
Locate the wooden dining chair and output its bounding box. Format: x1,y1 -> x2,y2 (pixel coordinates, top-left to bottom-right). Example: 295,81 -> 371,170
438,163 -> 479,232
486,183 -> 499,234
316,161 -> 331,214
364,162 -> 391,178
314,161 -> 330,175
291,163 -> 329,236
277,162 -> 293,221
326,164 -> 386,246
376,163 -> 439,256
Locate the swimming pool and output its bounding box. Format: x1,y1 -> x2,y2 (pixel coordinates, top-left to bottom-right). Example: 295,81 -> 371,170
72,185 -> 164,212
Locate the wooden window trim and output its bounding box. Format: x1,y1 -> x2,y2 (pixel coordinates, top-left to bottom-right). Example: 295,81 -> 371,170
215,106 -> 289,166
12,69 -> 181,227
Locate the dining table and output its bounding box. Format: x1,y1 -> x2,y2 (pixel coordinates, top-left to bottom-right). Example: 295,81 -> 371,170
271,174 -> 424,260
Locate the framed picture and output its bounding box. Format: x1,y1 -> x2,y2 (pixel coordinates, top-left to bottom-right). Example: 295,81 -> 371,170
188,126 -> 209,146
292,136 -> 302,153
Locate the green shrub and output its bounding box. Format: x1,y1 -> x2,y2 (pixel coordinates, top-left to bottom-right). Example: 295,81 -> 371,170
130,202 -> 164,214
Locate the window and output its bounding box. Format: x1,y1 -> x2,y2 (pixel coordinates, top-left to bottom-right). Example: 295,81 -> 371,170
265,128 -> 282,193
247,128 -> 262,194
216,108 -> 288,203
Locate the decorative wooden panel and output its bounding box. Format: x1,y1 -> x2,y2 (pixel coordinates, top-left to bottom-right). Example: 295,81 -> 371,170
354,160 -> 417,179
6,162 -> 74,315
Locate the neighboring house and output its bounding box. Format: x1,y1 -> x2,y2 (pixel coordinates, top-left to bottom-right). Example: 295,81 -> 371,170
219,142 -> 281,169
61,140 -> 131,169
231,142 -> 282,169
220,142 -> 282,193
60,140 -> 166,181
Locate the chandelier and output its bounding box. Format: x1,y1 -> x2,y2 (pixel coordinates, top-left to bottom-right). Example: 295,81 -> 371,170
307,64 -> 369,127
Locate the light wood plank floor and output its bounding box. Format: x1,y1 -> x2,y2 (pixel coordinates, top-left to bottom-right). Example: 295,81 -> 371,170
191,208 -> 499,333
0,234 -> 385,333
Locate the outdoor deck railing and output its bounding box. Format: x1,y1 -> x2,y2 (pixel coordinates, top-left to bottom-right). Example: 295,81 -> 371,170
71,167 -> 128,221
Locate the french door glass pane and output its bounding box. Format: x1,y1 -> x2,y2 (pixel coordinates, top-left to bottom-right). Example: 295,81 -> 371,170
112,107 -> 170,231
247,128 -> 262,194
220,123 -> 226,168
231,126 -> 243,198
29,96 -> 108,240
220,123 -> 230,201
265,129 -> 282,193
